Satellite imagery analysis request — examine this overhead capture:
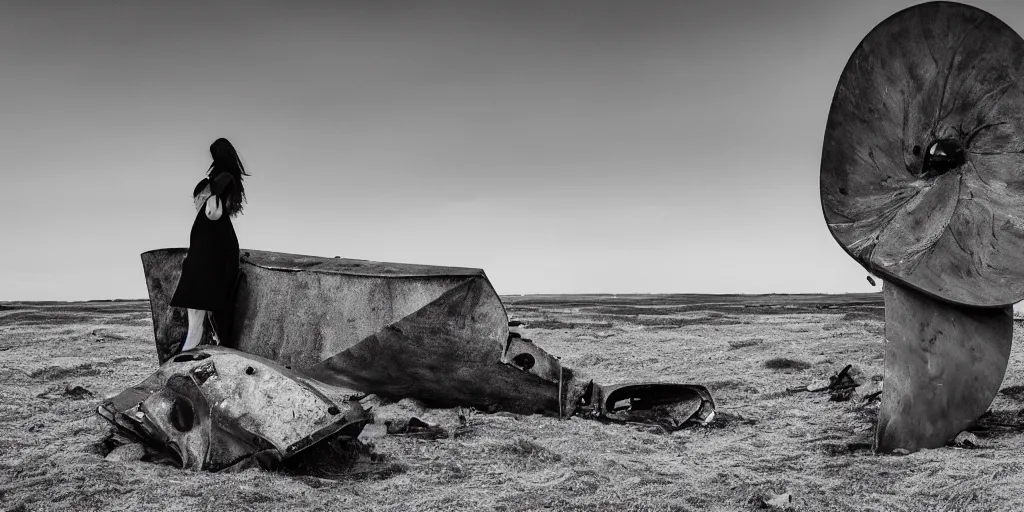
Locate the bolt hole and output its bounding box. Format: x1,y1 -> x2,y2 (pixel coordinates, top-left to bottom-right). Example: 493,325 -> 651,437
245,366 -> 255,375
512,353 -> 536,371
328,406 -> 340,415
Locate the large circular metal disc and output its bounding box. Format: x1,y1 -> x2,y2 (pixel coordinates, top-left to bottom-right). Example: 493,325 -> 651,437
821,1 -> 1024,307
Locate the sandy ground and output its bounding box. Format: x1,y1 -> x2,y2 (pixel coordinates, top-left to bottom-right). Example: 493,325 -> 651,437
3,294 -> 1024,511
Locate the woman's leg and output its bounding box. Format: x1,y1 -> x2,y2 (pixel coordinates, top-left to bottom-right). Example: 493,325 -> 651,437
182,308 -> 208,351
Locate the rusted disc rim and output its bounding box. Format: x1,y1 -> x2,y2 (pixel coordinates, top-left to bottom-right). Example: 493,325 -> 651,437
821,1 -> 1024,307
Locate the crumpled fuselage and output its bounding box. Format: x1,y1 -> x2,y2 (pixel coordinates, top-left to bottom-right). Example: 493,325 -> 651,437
97,346 -> 370,471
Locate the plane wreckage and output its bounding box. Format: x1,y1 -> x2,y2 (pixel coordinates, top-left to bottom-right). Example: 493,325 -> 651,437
821,1 -> 1024,453
98,347 -> 372,471
97,248 -> 716,471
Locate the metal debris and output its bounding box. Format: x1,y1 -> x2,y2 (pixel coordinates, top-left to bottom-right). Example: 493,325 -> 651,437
384,417 -> 448,440
789,364 -> 865,402
577,382 -> 717,431
139,248 -> 719,432
96,347 -> 370,472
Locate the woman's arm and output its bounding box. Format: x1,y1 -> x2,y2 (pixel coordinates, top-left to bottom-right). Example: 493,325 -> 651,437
205,173 -> 234,220
205,194 -> 224,220
211,172 -> 234,196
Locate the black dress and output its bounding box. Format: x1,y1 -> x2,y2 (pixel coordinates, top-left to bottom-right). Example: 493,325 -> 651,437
169,175 -> 240,315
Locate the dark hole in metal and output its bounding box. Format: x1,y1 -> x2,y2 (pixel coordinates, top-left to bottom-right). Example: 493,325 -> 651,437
170,397 -> 195,432
245,366 -> 255,375
172,352 -> 210,363
328,406 -> 340,415
512,353 -> 536,371
912,145 -> 921,156
920,139 -> 965,178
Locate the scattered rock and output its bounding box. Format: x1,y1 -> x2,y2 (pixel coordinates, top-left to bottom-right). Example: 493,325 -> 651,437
751,492 -> 794,510
36,383 -> 95,400
357,423 -> 388,442
706,411 -> 757,428
856,380 -> 883,403
64,384 -> 94,399
820,441 -> 873,455
729,338 -> 764,350
764,358 -> 812,371
952,431 -> 984,448
765,493 -> 794,509
384,417 -> 448,440
105,443 -> 146,462
1000,385 -> 1024,398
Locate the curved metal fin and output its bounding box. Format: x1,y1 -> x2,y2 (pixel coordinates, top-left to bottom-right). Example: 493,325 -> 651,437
876,282 -> 1012,453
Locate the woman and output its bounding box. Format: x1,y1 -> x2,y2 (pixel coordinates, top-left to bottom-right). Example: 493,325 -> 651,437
170,138 -> 249,353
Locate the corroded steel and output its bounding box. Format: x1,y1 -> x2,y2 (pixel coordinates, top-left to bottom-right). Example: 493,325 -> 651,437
821,1 -> 1024,307
821,0 -> 1023,453
142,249 -> 577,416
96,346 -> 369,471
140,248 -> 715,423
875,282 -> 1012,453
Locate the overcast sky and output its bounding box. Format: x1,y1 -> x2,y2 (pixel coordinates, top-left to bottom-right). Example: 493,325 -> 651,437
2,0 -> 1021,301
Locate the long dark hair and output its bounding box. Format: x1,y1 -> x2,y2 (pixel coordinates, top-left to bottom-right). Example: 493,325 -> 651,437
207,138 -> 249,217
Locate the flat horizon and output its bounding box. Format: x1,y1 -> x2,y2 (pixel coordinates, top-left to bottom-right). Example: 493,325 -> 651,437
2,291 -> 887,303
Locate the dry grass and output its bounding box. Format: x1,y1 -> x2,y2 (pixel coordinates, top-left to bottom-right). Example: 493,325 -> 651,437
3,294 -> 1024,511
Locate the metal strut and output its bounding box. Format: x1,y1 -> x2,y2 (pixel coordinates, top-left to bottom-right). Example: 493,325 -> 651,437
557,356 -> 563,420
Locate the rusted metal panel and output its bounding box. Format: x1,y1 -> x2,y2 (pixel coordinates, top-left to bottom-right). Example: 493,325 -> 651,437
502,337 -> 562,383
96,346 -> 369,471
238,250 -> 486,278
231,262 -> 484,371
141,248 -> 506,367
875,282 -> 1012,453
143,249 -> 583,416
579,382 -> 716,430
140,248 -> 713,422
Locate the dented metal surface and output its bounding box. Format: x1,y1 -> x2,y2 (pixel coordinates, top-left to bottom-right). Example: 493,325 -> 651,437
140,248 -> 715,430
97,346 -> 370,471
578,382 -> 717,430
